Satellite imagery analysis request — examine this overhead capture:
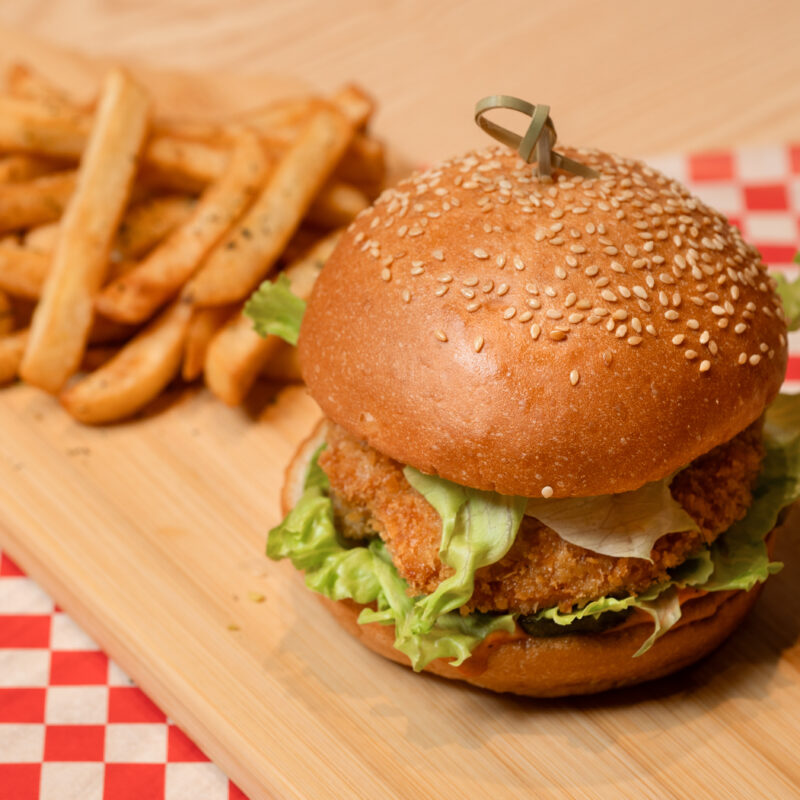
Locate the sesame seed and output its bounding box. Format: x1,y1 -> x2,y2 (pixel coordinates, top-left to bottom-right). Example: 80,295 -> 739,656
565,256 -> 578,268
565,292 -> 577,307
738,352 -> 747,364
435,330 -> 448,342
569,312 -> 585,324
611,261 -> 626,273
699,360 -> 711,372
602,351 -> 613,365
612,309 -> 628,320
473,248 -> 489,259
513,255 -> 525,270
504,307 -> 517,320
749,354 -> 761,365
546,309 -> 563,320
685,350 -> 698,360
633,286 -> 648,299
497,283 -> 509,296
466,301 -> 481,312
549,329 -> 567,341
461,288 -> 476,299
687,319 -> 700,330
555,266 -> 567,279
496,254 -> 507,268
531,324 -> 541,340
672,334 -> 685,345
699,330 -> 710,344
585,265 -> 599,276
463,276 -> 479,286
541,486 -> 554,498
627,336 -> 643,346
435,285 -> 449,297
711,305 -> 725,316
518,310 -> 533,322
402,289 -> 411,303
569,369 -> 580,386
615,324 -> 628,338
432,249 -> 445,261
380,268 -> 391,281
601,289 -> 617,302
474,336 -> 484,352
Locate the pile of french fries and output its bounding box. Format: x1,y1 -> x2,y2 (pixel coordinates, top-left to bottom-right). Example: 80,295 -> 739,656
0,63 -> 384,423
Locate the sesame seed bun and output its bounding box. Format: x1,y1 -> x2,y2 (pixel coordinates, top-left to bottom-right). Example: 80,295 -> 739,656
281,426 -> 771,697
298,146 -> 787,498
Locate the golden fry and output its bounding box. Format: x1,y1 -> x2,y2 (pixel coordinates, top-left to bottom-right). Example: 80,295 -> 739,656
0,242 -> 49,299
143,135 -> 229,187
21,68 -> 151,393
188,108 -> 353,307
307,181 -> 369,229
331,84 -> 375,129
0,329 -> 28,385
23,221 -> 59,253
96,129 -> 268,324
0,154 -> 63,184
5,63 -> 78,114
113,195 -> 197,262
60,299 -> 192,424
0,95 -> 89,158
0,170 -> 76,233
204,232 -> 338,405
334,134 -> 386,196
182,305 -> 235,382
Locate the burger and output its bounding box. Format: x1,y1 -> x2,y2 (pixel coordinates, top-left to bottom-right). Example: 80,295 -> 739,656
246,139 -> 800,697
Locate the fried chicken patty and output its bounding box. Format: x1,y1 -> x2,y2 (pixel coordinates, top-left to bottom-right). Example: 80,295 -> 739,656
318,420 -> 765,614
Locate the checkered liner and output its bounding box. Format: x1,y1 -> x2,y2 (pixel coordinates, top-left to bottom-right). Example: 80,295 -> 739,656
1,143 -> 799,799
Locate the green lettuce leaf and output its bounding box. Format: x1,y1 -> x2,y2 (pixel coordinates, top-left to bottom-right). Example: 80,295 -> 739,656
524,475 -> 697,560
403,467 -> 527,634
244,273 -> 305,345
772,271 -> 800,331
267,458 -> 516,671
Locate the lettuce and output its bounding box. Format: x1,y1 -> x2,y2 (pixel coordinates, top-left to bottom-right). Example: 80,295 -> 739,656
773,271 -> 800,331
403,468 -> 527,633
244,273 -> 305,345
524,475 -> 697,560
267,454 -> 515,671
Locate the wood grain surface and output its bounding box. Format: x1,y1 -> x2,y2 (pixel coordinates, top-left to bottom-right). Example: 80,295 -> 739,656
0,10 -> 798,800
2,0 -> 800,163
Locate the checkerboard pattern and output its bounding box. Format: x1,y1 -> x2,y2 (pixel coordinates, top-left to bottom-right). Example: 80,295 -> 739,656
0,553 -> 247,800
1,144 -> 799,798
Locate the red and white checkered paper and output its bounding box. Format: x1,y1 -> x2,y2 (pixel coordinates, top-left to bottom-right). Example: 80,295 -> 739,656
1,143 -> 800,800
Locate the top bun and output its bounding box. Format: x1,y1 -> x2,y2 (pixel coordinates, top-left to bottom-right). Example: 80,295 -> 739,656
298,146 -> 787,498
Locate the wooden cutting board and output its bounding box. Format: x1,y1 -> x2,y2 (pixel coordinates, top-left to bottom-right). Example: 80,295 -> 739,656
1,29 -> 799,800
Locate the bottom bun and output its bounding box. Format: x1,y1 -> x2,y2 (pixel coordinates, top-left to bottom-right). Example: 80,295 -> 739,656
282,422 -> 770,697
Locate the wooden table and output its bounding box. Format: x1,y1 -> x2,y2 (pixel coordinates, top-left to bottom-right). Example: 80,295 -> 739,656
2,0 -> 799,162
0,4 -> 799,800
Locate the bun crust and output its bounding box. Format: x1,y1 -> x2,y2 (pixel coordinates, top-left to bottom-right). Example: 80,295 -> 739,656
282,426 -> 770,697
298,146 -> 787,498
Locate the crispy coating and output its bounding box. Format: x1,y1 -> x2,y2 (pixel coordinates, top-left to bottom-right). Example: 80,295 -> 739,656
318,420 -> 765,614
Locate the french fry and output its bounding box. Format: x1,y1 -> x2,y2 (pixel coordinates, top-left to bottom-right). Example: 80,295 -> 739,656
96,129 -> 268,324
187,107 -> 353,307
331,84 -> 375,129
5,63 -> 78,115
114,195 -> 197,262
0,154 -> 63,184
182,305 -> 235,382
0,329 -> 27,385
204,232 -> 338,405
22,196 -> 196,261
20,68 -> 151,393
0,170 -> 76,233
307,181 -> 369,229
240,96 -> 320,138
0,95 -> 89,159
23,221 -> 59,253
334,134 -> 386,195
60,298 -> 192,424
143,135 -> 229,187
0,289 -> 14,335
0,242 -> 49,299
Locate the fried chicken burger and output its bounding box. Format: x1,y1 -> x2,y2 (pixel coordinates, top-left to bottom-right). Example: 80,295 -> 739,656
247,136 -> 800,697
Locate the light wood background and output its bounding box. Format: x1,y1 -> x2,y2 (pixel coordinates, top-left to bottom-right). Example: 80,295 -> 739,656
0,4 -> 799,800
1,0 -> 799,164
